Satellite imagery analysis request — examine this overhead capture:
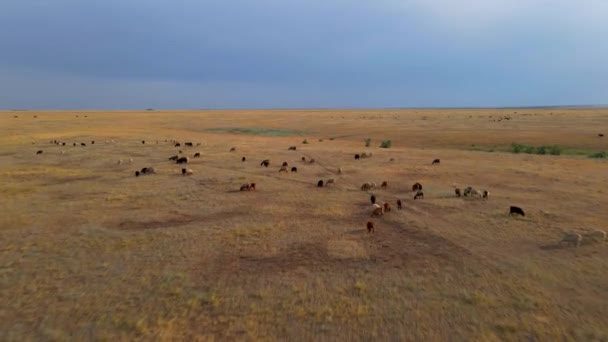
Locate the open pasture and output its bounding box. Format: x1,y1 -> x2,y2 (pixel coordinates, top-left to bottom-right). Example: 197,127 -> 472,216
1,108 -> 608,340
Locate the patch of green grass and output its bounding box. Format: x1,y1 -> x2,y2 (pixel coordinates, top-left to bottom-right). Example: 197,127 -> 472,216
205,127 -> 308,136
379,140 -> 392,148
510,143 -> 562,155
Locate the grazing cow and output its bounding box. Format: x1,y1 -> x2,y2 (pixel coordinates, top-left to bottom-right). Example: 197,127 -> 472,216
381,181 -> 388,189
432,159 -> 440,165
361,183 -> 372,191
81,143 -> 86,146
599,134 -> 604,137
355,154 -> 360,160
169,155 -> 179,161
367,221 -> 375,234
91,141 -> 95,145
288,146 -> 297,151
560,233 -> 582,248
301,157 -> 306,162
455,188 -> 461,197
242,157 -> 247,162
325,179 -> 335,186
142,140 -> 145,144
36,150 -> 43,155
176,157 -> 189,164
62,142 -> 66,146
414,190 -> 424,200
261,159 -> 270,167
135,171 -> 140,177
317,180 -> 324,187
397,199 -> 402,210
483,190 -> 489,199
230,147 -> 236,152
389,158 -> 395,162
309,159 -> 315,164
240,183 -> 251,191
509,206 -> 525,216
279,166 -> 288,173
412,182 -> 422,192
383,203 -> 391,212
73,143 -> 76,146
141,167 -> 156,174
175,143 -> 181,147
370,195 -> 376,204
371,207 -> 384,217
583,230 -> 606,243
249,183 -> 256,191
465,187 -> 483,198
193,152 -> 201,158
291,167 -> 297,173
182,168 -> 194,176
282,162 -> 288,167
185,142 -> 193,147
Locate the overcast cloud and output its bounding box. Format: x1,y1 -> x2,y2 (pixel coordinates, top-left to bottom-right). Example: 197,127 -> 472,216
0,0 -> 606,109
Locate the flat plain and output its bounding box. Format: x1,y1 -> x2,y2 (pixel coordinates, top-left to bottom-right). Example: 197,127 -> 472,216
1,108 -> 608,341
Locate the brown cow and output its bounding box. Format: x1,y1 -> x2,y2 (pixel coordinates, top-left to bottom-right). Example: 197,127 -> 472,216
412,182 -> 422,192
397,199 -> 402,210
381,181 -> 388,189
291,167 -> 297,173
249,183 -> 256,191
36,150 -> 43,155
367,221 -> 375,234
383,203 -> 391,212
260,159 -> 270,167
282,162 -> 288,167
240,184 -> 251,191
301,156 -> 306,162
455,188 -> 461,197
230,147 -> 236,152
279,165 -> 288,173
242,157 -> 247,162
432,159 -> 440,165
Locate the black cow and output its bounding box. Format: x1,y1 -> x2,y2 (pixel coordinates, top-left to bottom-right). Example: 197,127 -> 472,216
317,180 -> 324,187
260,160 -> 270,167
73,143 -> 76,146
142,140 -> 145,144
355,154 -> 360,160
291,167 -> 297,172
432,159 -> 440,165
397,199 -> 402,210
176,157 -> 189,164
185,142 -> 193,147
370,195 -> 376,205
193,152 -> 201,158
91,141 -> 95,145
36,150 -> 43,155
288,146 -> 297,151
81,143 -> 86,146
135,171 -> 140,177
412,182 -> 423,192
599,133 -> 605,137
175,143 -> 181,147
510,206 -> 525,216
282,162 -> 288,167
169,155 -> 179,161
242,157 -> 247,162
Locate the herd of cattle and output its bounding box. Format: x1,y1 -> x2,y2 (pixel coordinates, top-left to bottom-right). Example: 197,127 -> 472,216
35,137 -> 606,249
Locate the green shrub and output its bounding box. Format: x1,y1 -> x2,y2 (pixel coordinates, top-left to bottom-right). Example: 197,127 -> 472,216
511,143 -> 524,153
365,138 -> 371,147
379,140 -> 392,148
589,151 -> 607,159
524,145 -> 536,154
548,145 -> 562,155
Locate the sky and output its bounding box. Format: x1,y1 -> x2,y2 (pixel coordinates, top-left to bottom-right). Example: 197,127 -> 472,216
0,0 -> 606,109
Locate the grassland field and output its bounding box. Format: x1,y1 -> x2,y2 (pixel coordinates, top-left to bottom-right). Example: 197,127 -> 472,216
1,108 -> 608,341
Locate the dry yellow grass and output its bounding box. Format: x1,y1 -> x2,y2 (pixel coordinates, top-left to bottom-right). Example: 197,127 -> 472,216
1,108 -> 608,340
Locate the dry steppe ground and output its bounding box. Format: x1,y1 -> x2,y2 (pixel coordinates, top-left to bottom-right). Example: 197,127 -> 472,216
1,108 -> 608,341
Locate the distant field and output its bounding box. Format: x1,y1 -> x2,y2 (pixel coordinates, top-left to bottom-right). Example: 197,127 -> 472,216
1,108 -> 608,340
